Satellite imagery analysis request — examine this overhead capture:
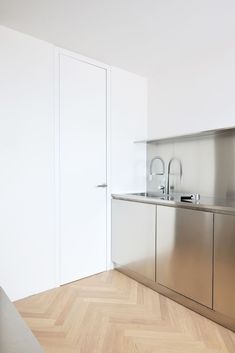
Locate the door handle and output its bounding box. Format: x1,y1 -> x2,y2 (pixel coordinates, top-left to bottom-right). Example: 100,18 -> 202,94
96,183 -> 108,188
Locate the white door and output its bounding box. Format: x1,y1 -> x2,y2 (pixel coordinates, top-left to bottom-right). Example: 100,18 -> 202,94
59,53 -> 107,284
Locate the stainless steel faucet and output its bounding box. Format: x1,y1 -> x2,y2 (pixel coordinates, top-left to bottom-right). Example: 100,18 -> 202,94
167,158 -> 182,195
149,156 -> 166,194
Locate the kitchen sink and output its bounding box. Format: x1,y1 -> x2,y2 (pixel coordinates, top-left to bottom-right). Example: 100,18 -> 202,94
130,192 -> 164,198
129,192 -> 200,203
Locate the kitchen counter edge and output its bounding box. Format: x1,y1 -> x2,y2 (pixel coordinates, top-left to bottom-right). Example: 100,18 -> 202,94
112,194 -> 235,215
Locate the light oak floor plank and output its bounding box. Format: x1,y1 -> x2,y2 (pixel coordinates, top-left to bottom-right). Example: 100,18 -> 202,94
15,270 -> 235,353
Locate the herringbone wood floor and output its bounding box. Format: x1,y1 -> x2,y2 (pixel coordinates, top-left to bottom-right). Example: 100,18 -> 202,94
15,270 -> 235,353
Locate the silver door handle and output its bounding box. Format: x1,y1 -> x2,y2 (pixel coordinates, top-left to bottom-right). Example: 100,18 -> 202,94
96,183 -> 107,188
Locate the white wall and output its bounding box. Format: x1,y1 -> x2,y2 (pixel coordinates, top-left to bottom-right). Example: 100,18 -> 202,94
0,26 -> 57,300
1,0 -> 235,141
148,52 -> 235,139
111,67 -> 147,193
0,26 -> 148,300
147,3 -> 235,139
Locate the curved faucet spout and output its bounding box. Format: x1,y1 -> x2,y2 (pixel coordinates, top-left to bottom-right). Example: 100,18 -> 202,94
167,158 -> 182,195
149,156 -> 165,176
149,156 -> 166,194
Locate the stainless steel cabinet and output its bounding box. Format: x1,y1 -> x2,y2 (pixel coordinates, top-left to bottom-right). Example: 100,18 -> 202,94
112,199 -> 156,281
156,205 -> 213,307
214,214 -> 235,319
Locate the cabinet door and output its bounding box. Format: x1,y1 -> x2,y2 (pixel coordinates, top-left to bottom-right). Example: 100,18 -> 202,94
112,199 -> 156,281
157,206 -> 213,307
214,214 -> 235,319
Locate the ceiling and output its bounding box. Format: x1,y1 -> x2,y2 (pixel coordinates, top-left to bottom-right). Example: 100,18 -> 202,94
0,0 -> 235,76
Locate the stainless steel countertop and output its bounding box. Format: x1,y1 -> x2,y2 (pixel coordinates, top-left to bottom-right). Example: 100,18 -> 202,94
112,193 -> 235,214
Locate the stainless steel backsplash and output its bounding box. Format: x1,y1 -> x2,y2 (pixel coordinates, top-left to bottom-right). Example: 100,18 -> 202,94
147,131 -> 235,199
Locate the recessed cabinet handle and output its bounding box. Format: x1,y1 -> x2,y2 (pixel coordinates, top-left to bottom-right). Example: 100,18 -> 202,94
96,184 -> 108,188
